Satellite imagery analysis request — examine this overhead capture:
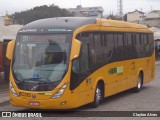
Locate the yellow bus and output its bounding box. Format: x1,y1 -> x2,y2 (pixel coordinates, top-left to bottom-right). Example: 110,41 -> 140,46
6,17 -> 155,109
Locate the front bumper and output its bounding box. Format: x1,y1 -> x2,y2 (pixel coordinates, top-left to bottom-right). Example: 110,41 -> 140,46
10,92 -> 81,110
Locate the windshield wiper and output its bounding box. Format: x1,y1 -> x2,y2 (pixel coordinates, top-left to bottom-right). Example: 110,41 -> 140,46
15,79 -> 22,84
21,78 -> 51,84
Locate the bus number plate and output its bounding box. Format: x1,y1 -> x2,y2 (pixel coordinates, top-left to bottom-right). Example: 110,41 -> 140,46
29,101 -> 40,106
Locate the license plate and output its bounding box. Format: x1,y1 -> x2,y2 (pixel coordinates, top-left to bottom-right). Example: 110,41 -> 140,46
29,101 -> 40,106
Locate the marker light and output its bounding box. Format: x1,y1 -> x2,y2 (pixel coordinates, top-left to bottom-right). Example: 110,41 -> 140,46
9,81 -> 18,97
52,83 -> 68,99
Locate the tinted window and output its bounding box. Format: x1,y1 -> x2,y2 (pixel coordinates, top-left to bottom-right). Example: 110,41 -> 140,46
79,43 -> 89,73
71,32 -> 154,90
105,34 -> 114,61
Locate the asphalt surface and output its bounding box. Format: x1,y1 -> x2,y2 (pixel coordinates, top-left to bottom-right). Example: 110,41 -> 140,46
0,64 -> 160,119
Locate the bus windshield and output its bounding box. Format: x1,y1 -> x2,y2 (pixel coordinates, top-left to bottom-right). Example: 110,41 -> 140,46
12,34 -> 71,84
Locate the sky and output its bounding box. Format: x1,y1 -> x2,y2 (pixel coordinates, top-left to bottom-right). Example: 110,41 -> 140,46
0,0 -> 160,16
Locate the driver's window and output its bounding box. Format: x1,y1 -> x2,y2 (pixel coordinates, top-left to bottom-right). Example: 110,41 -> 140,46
72,42 -> 89,74
72,59 -> 79,74
70,33 -> 90,90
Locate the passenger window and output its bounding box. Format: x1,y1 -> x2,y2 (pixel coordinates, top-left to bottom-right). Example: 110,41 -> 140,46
79,43 -> 89,73
114,34 -> 118,48
118,34 -> 123,46
127,33 -> 132,45
140,34 -> 144,45
131,34 -> 136,45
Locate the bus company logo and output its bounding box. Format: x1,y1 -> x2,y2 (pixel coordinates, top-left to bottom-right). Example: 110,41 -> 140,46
32,94 -> 36,99
19,29 -> 37,33
2,112 -> 12,117
108,66 -> 124,75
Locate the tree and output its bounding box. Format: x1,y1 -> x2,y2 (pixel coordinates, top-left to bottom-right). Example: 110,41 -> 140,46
106,14 -> 122,20
11,4 -> 73,25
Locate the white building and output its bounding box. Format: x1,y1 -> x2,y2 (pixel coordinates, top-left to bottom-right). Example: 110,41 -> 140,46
67,5 -> 104,18
145,10 -> 160,27
0,16 -> 23,41
146,10 -> 160,19
0,24 -> 23,41
127,10 -> 145,23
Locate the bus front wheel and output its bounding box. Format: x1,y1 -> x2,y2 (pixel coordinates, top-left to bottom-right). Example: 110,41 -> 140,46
91,84 -> 103,108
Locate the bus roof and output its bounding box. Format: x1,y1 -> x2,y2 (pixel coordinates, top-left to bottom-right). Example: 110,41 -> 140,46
18,17 -> 152,34
18,17 -> 96,34
100,19 -> 149,29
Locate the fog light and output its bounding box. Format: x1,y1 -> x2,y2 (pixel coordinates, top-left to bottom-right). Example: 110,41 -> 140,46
60,101 -> 67,106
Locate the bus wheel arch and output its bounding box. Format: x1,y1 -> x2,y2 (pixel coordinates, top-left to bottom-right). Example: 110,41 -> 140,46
91,80 -> 104,108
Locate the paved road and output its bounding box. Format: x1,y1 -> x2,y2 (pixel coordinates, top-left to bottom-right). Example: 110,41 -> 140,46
0,65 -> 160,119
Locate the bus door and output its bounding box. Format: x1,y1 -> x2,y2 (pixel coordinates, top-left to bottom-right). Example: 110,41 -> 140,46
144,34 -> 152,82
70,32 -> 92,103
137,34 -> 151,83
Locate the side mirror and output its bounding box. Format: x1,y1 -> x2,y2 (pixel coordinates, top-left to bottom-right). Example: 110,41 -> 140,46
6,39 -> 16,60
70,39 -> 81,60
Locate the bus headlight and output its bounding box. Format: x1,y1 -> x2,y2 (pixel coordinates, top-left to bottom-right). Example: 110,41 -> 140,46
52,83 -> 68,99
9,82 -> 18,97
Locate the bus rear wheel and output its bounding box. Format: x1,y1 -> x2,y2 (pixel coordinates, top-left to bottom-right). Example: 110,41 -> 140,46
91,84 -> 103,108
133,74 -> 143,93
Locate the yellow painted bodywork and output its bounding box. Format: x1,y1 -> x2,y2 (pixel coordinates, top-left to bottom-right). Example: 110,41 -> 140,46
9,19 -> 155,109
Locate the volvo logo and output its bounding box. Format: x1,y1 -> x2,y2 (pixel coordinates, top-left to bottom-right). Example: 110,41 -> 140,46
32,94 -> 36,99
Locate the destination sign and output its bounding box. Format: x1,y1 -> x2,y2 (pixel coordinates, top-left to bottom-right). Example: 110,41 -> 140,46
19,28 -> 72,33
20,35 -> 66,43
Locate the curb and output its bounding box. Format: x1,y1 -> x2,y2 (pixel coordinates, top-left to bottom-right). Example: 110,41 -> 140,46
0,89 -> 9,106
0,99 -> 10,106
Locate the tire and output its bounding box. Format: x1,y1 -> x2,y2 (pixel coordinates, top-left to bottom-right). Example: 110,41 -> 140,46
91,84 -> 103,108
133,74 -> 143,93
